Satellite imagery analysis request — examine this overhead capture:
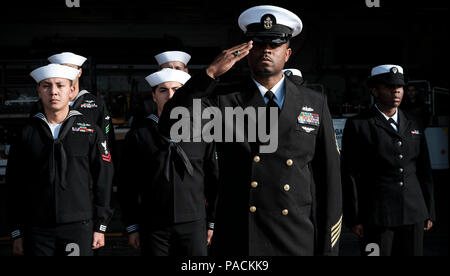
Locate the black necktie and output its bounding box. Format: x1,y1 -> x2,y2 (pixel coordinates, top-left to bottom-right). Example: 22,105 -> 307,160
264,90 -> 279,133
388,118 -> 398,131
264,90 -> 279,110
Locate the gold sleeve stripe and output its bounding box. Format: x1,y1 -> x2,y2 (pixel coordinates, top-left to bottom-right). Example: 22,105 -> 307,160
331,222 -> 342,238
331,227 -> 341,248
331,215 -> 343,232
330,215 -> 343,248
332,225 -> 341,242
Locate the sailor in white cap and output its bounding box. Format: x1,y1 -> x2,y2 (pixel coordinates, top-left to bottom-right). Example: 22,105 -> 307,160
130,51 -> 192,128
48,52 -> 87,67
154,51 -> 191,72
45,52 -> 116,166
47,52 -> 85,97
283,68 -> 302,77
29,64 -> 79,117
145,68 -> 191,116
6,64 -> 114,256
30,63 -> 79,83
283,68 -> 304,85
158,5 -> 342,256
342,64 -> 435,256
118,68 -> 218,256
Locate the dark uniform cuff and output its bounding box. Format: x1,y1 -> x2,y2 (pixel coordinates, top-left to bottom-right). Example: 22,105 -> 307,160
11,229 -> 22,240
207,222 -> 215,230
94,222 -> 108,233
126,224 -> 139,234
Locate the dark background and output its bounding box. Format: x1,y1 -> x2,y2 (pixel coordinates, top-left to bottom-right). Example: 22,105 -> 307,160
0,0 -> 448,116
0,0 -> 448,256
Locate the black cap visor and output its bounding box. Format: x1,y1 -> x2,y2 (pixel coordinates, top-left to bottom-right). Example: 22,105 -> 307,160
246,33 -> 290,45
368,73 -> 405,87
245,23 -> 292,45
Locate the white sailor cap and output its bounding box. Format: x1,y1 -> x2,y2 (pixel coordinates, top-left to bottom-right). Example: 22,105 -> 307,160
283,68 -> 302,77
154,51 -> 191,66
145,68 -> 191,88
238,5 -> 303,44
48,52 -> 87,67
368,64 -> 405,87
371,64 -> 404,76
30,64 -> 80,83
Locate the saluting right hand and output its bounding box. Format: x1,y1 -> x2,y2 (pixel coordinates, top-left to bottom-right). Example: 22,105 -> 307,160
206,41 -> 253,79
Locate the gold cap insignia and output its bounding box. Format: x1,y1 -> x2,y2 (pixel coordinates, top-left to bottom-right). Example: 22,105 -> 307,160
264,16 -> 273,29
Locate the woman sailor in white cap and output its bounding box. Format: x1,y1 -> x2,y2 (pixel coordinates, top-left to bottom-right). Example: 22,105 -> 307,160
130,50 -> 192,128
118,68 -> 218,256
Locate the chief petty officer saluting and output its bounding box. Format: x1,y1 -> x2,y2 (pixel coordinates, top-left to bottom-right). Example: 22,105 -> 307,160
341,65 -> 435,256
6,64 -> 114,256
118,68 -> 218,256
158,5 -> 342,256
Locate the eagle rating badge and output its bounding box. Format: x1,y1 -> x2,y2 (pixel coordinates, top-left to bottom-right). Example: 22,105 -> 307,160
100,141 -> 111,162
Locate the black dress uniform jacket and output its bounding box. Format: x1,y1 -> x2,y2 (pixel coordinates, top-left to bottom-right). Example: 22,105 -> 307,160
341,107 -> 435,228
6,110 -> 114,238
159,72 -> 343,256
118,114 -> 218,231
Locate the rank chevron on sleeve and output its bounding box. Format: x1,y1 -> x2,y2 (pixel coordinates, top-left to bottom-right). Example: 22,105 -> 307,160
102,152 -> 111,162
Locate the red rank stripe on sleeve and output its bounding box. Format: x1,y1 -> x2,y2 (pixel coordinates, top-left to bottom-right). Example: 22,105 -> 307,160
102,153 -> 111,162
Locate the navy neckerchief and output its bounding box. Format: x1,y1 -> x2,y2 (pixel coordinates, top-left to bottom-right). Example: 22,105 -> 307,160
34,110 -> 83,190
147,114 -> 194,182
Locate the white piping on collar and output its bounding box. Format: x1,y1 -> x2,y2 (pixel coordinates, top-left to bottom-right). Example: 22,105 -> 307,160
34,110 -> 83,125
147,114 -> 159,124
